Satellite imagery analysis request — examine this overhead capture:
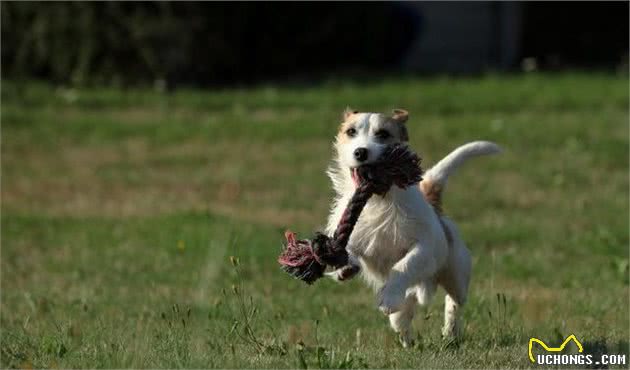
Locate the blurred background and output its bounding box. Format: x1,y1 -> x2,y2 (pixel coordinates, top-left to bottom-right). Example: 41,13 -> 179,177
2,2 -> 628,369
2,1 -> 628,87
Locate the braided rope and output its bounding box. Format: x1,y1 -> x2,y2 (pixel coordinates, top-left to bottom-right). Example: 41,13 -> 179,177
332,182 -> 373,253
313,182 -> 373,268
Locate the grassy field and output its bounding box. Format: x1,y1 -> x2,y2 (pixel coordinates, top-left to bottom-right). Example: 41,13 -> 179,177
1,73 -> 628,368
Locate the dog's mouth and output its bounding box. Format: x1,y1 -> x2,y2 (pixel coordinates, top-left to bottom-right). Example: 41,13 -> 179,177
350,168 -> 360,188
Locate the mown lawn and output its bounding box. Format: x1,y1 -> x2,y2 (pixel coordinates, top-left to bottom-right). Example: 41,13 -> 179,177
1,73 -> 628,368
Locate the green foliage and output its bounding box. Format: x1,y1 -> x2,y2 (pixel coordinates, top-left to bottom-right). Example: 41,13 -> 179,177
2,2 -> 192,85
1,2 -> 410,87
1,73 -> 628,368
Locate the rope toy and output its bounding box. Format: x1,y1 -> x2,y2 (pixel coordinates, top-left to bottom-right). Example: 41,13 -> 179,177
278,144 -> 423,284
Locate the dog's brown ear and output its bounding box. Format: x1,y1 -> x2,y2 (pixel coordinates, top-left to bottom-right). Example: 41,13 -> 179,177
343,107 -> 359,121
391,109 -> 409,123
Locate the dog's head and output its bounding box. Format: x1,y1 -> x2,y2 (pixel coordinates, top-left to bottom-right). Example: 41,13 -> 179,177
334,108 -> 410,187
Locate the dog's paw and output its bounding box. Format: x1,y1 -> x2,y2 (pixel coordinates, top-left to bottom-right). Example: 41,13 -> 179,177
377,284 -> 406,315
325,264 -> 360,282
399,333 -> 415,349
441,319 -> 462,340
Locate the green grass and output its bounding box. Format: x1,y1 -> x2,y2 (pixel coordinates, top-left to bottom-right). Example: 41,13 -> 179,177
2,73 -> 629,368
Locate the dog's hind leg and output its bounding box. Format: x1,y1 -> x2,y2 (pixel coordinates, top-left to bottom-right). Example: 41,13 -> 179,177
442,293 -> 463,339
388,292 -> 417,348
440,261 -> 470,339
438,220 -> 471,339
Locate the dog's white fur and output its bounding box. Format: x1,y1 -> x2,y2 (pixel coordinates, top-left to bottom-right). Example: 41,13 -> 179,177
325,110 -> 500,346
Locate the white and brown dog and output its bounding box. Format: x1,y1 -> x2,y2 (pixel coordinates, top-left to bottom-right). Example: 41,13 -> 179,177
325,108 -> 500,346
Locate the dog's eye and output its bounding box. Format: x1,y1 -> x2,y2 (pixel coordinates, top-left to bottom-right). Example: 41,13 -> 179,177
375,130 -> 391,140
345,128 -> 357,137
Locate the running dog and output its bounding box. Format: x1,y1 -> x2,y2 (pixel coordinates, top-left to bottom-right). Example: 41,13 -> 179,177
325,108 -> 500,346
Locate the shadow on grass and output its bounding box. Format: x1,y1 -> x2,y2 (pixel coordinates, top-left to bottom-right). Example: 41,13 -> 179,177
582,339 -> 629,369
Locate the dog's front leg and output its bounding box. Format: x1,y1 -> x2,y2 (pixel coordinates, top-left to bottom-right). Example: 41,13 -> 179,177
378,244 -> 438,315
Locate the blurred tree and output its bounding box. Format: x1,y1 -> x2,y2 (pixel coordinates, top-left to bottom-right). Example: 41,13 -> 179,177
5,2 -> 623,87
1,2 -> 417,87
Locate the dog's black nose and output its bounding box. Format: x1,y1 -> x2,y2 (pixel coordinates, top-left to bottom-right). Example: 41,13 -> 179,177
353,147 -> 368,162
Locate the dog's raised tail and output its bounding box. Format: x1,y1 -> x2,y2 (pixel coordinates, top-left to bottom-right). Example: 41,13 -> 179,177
420,141 -> 501,212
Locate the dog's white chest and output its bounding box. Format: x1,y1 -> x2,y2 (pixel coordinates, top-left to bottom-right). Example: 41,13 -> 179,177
332,187 -> 429,280
350,205 -> 412,275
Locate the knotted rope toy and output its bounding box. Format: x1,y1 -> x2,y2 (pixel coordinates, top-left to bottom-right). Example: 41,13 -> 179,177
278,144 -> 423,284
